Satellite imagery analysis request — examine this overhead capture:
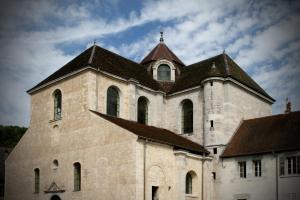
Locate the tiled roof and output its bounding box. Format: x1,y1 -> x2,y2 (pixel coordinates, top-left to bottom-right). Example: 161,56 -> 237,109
27,44 -> 273,101
28,45 -> 162,93
140,42 -> 185,66
171,54 -> 274,101
221,111 -> 300,158
90,110 -> 209,155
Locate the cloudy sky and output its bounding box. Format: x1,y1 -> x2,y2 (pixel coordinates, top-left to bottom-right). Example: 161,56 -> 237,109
0,0 -> 299,126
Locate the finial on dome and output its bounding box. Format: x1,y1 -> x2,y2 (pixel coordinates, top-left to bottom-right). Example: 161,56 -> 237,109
93,39 -> 96,45
285,97 -> 291,114
160,31 -> 164,42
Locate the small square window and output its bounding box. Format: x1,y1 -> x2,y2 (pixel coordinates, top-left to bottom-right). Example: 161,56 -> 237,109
212,172 -> 216,179
213,148 -> 217,154
210,81 -> 213,86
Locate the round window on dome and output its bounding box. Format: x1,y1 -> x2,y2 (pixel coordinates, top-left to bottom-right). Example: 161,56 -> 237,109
157,64 -> 171,81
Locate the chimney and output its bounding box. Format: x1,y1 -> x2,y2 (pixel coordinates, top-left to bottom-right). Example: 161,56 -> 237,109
284,98 -> 291,114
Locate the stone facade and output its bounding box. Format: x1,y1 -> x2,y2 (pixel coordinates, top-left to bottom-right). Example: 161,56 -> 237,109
5,42 -> 281,200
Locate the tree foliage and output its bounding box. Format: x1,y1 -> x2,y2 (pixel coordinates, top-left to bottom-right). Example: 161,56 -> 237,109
0,125 -> 27,148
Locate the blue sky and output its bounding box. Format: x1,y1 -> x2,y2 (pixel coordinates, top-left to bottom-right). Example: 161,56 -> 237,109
0,0 -> 299,126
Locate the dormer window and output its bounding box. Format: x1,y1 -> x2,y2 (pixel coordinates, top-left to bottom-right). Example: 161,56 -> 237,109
152,59 -> 176,82
157,64 -> 171,81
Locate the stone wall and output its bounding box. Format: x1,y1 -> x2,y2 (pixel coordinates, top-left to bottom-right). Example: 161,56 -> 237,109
5,71 -> 138,200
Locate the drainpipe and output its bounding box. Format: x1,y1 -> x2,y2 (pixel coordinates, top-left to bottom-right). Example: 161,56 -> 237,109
274,152 -> 279,200
202,89 -> 206,200
143,139 -> 148,200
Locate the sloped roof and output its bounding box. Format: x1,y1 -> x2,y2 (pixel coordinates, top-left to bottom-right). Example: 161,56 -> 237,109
140,42 -> 185,66
221,111 -> 300,158
170,54 -> 274,101
28,45 -> 162,93
27,44 -> 273,101
90,110 -> 209,155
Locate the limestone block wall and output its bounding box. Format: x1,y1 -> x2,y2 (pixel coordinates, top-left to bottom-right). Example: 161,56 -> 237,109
96,73 -> 131,119
135,140 -> 205,200
223,82 -> 272,145
203,80 -> 224,147
165,89 -> 204,144
134,86 -> 164,128
5,71 -> 139,200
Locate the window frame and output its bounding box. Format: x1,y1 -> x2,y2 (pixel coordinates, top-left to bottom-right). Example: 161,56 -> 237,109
182,99 -> 193,134
34,168 -> 40,193
253,160 -> 262,177
73,162 -> 81,191
106,86 -> 120,117
185,172 -> 193,194
239,161 -> 246,178
157,64 -> 171,81
53,90 -> 62,120
137,97 -> 149,124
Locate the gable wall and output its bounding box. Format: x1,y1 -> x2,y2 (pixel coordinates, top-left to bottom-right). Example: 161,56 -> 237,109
5,71 -> 138,200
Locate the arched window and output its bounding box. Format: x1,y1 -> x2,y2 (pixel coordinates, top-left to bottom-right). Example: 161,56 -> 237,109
137,97 -> 149,124
157,64 -> 171,81
34,168 -> 40,193
53,90 -> 62,120
186,172 -> 193,194
51,195 -> 61,200
182,100 -> 193,133
74,162 -> 81,191
107,86 -> 120,117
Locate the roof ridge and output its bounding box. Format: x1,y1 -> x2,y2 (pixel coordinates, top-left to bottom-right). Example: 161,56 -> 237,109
94,45 -> 143,66
88,44 -> 97,64
223,51 -> 230,75
244,111 -> 300,121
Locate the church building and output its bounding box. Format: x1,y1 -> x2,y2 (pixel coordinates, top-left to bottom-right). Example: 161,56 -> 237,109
5,33 -> 300,200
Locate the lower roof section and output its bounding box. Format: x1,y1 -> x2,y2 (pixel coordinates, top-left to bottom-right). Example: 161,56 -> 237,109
90,110 -> 209,155
221,111 -> 300,158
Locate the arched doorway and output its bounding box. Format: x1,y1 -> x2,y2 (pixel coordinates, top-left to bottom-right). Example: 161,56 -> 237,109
51,195 -> 61,200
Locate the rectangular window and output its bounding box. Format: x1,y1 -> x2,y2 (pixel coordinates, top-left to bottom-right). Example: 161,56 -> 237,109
239,162 -> 246,178
212,172 -> 216,180
74,163 -> 81,191
287,156 -> 300,175
213,148 -> 217,154
279,157 -> 285,176
34,169 -> 40,193
253,160 -> 262,177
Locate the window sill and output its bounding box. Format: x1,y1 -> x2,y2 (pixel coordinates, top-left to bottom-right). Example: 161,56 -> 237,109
280,174 -> 300,178
49,118 -> 62,123
185,194 -> 198,198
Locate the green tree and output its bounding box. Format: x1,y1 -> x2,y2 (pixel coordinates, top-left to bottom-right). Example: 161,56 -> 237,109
0,125 -> 27,148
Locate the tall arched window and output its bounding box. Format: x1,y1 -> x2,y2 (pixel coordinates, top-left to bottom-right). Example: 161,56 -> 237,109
74,162 -> 81,191
137,97 -> 149,124
34,168 -> 40,193
107,86 -> 120,117
186,172 -> 193,194
182,100 -> 193,133
53,90 -> 62,120
157,64 -> 171,81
